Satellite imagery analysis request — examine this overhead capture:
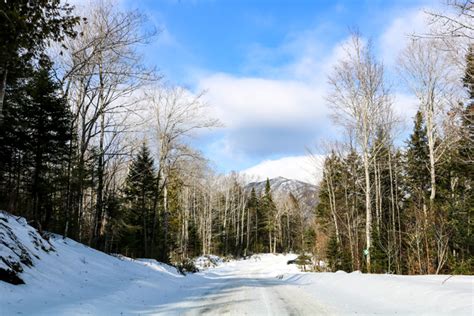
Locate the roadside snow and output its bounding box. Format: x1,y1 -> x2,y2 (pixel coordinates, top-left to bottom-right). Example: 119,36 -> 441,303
1,211 -> 473,315
282,270 -> 473,315
194,254 -> 223,270
0,211 -> 55,284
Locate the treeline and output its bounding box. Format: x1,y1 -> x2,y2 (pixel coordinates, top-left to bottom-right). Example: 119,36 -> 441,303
316,3 -> 473,274
0,1 -> 312,264
117,147 -> 313,262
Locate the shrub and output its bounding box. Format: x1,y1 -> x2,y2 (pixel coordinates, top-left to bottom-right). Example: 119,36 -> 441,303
177,259 -> 199,275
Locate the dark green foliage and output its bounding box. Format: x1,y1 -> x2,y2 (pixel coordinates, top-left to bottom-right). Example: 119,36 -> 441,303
303,228 -> 316,253
463,45 -> 474,99
370,228 -> 388,273
0,65 -> 72,231
247,187 -> 263,252
0,0 -> 80,123
0,0 -> 79,60
187,220 -> 202,258
295,254 -> 312,272
260,179 -> 277,252
325,234 -> 350,272
122,143 -> 157,258
405,111 -> 430,200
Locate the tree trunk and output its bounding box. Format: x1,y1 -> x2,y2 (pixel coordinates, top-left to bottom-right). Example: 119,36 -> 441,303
0,66 -> 8,124
92,58 -> 106,248
364,151 -> 372,273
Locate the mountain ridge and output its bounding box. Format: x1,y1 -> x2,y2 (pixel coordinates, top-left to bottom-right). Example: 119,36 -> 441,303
245,176 -> 319,221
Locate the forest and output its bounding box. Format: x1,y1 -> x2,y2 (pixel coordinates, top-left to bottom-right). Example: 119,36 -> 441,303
0,0 -> 472,275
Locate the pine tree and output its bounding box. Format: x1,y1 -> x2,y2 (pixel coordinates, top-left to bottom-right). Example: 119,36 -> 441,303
0,65 -> 72,231
261,179 -> 277,253
123,143 -> 157,258
0,0 -> 80,123
246,187 -> 260,252
405,111 -> 432,273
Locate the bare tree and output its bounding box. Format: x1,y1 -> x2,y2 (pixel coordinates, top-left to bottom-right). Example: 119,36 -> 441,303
425,0 -> 473,82
398,39 -> 460,206
327,33 -> 394,272
147,85 -> 220,257
56,0 -> 158,243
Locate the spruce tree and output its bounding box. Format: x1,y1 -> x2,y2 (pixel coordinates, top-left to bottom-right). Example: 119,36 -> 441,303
0,65 -> 72,231
247,187 -> 260,252
261,179 -> 277,253
123,143 -> 157,258
405,111 -> 432,273
405,111 -> 431,202
0,0 -> 80,123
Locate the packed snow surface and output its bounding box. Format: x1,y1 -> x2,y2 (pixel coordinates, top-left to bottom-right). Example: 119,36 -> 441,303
1,212 -> 473,315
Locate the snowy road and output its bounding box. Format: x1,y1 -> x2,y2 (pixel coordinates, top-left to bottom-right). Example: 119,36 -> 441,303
1,218 -> 472,316
159,257 -> 333,315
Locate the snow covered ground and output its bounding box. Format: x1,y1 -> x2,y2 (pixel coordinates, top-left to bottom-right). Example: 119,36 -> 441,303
1,212 -> 473,315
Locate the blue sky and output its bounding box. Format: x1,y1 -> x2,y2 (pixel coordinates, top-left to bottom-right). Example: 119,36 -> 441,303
122,0 -> 438,180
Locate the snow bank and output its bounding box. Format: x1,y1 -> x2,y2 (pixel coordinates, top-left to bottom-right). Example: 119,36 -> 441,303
282,270 -> 474,315
0,211 -> 185,315
135,258 -> 181,276
0,211 -> 54,284
194,254 -> 223,270
204,253 -> 300,278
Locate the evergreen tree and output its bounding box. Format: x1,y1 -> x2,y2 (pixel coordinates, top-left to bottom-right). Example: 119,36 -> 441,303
404,111 -> 433,273
370,228 -> 388,273
463,45 -> 474,100
405,111 -> 431,202
246,187 -> 260,252
0,0 -> 80,122
123,143 -> 157,258
0,65 -> 71,231
326,233 -> 351,272
261,179 -> 277,252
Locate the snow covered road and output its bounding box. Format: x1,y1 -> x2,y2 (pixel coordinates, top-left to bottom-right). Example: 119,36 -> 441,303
137,254 -> 474,315
158,255 -> 333,315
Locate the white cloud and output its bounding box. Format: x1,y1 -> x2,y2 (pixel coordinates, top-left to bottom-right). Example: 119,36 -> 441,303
241,155 -> 324,184
393,92 -> 419,124
195,36 -> 353,161
379,9 -> 429,66
199,73 -> 327,129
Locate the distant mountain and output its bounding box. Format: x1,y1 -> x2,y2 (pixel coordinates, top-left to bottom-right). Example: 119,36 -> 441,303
245,177 -> 319,221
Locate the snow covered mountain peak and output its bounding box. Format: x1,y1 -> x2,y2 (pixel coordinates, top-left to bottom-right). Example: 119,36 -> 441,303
245,177 -> 319,220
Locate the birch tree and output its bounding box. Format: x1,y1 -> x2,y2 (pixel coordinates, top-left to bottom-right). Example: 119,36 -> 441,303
398,39 -> 459,207
327,34 -> 394,272
148,85 -> 220,259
